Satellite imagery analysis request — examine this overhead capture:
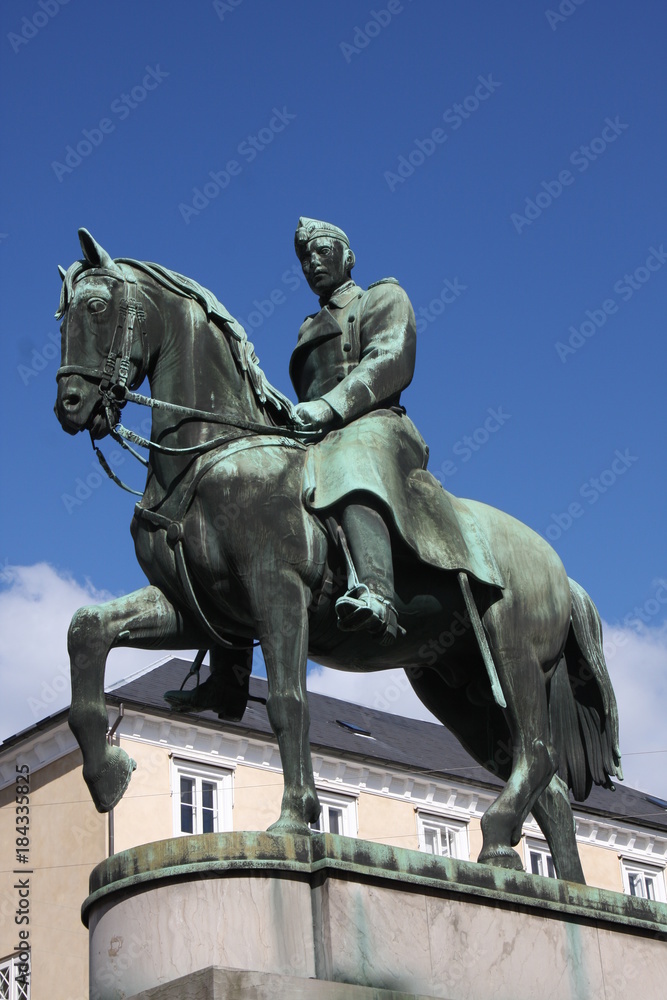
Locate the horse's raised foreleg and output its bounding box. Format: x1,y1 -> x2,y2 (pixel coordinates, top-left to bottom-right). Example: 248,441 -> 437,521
68,585 -> 201,812
250,574 -> 319,835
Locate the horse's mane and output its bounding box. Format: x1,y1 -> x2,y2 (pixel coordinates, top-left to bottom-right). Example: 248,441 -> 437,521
56,256 -> 295,422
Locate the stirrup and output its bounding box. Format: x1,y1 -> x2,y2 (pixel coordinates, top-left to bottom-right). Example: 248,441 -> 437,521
335,585 -> 404,646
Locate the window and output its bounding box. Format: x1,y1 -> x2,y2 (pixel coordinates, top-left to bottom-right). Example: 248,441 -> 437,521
417,813 -> 469,860
0,956 -> 29,1000
171,759 -> 233,837
310,790 -> 357,837
525,838 -> 556,879
621,860 -> 666,902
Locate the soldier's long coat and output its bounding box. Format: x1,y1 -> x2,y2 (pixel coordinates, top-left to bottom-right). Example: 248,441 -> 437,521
289,277 -> 504,590
289,277 -> 429,511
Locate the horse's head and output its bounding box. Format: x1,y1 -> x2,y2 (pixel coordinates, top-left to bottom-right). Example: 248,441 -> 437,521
54,229 -> 147,439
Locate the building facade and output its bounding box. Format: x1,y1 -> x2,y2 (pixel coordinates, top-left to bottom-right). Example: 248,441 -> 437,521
1,657 -> 666,999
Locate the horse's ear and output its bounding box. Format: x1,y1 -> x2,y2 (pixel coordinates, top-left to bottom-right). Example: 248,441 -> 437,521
78,228 -> 115,269
58,265 -> 67,281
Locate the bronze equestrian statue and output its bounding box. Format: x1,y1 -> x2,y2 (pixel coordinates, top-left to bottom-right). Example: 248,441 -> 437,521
54,225 -> 622,883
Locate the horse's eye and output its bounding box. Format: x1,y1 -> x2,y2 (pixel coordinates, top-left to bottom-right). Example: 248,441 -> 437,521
88,298 -> 107,314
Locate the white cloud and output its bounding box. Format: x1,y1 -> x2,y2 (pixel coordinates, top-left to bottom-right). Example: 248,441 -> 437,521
603,619 -> 667,801
0,563 -> 183,744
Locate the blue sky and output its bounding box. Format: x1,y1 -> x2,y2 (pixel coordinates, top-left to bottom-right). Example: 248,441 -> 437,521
1,1 -> 665,796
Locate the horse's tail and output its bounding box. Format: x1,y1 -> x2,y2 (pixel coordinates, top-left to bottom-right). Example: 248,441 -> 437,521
549,577 -> 623,802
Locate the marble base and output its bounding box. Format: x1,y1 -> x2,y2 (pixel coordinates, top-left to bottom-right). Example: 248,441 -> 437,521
84,832 -> 667,1000
127,966 -> 443,999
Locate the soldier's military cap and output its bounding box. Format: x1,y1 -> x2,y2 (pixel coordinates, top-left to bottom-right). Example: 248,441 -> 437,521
295,217 -> 350,256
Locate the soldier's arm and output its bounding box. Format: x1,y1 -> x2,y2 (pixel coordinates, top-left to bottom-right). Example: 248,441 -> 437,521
321,283 -> 416,425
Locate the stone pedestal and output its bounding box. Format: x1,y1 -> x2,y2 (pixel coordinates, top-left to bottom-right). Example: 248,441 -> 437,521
83,832 -> 667,1000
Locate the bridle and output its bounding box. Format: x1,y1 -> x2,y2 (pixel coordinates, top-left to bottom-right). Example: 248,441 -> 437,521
56,261 -> 322,656
56,264 -> 322,494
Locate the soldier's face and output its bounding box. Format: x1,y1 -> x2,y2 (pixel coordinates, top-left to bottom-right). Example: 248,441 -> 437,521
299,238 -> 349,298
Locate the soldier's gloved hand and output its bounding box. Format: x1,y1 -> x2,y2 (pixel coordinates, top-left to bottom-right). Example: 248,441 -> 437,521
294,399 -> 337,431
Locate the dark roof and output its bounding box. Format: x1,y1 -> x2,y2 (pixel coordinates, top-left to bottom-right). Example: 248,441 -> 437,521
108,657 -> 667,835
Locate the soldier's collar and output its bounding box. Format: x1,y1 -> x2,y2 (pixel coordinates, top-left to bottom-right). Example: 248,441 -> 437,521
320,279 -> 359,309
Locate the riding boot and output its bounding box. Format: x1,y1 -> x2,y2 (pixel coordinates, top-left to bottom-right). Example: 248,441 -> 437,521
335,503 -> 401,645
163,643 -> 252,721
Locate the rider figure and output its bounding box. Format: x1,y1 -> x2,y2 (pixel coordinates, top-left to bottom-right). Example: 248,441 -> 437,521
290,217 -> 424,645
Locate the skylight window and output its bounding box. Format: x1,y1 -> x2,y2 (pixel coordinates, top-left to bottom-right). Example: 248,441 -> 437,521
335,719 -> 375,740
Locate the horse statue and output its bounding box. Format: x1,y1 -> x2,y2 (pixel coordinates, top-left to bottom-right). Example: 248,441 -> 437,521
54,229 -> 622,883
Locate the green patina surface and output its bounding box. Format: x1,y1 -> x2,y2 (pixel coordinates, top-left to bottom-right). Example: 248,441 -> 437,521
58,227 -> 623,892
82,831 -> 667,935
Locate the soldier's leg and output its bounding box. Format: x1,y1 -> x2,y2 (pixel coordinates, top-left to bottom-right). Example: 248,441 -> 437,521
336,502 -> 401,644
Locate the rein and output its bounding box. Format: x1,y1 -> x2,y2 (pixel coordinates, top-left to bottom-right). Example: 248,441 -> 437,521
58,262 -> 320,654
57,264 -> 322,493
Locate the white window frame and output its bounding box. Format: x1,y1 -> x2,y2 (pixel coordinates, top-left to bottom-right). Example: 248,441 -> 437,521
170,758 -> 233,837
310,789 -> 358,837
0,954 -> 30,1000
524,837 -> 557,879
417,812 -> 469,860
620,858 -> 666,902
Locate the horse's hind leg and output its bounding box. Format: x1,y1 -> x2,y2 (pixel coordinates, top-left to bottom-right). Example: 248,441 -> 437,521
477,649 -> 558,871
532,775 -> 585,883
68,585 -> 201,812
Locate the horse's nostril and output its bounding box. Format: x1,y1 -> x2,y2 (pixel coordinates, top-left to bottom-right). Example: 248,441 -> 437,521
62,390 -> 82,411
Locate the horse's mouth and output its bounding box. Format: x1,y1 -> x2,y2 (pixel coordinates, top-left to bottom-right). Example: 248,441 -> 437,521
88,404 -> 118,441
55,395 -> 117,440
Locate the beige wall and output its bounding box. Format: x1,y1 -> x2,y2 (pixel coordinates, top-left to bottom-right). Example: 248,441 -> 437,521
113,738 -> 172,854
0,750 -> 105,1000
578,842 -> 624,893
468,816 -> 484,862
232,763 -> 284,831
357,791 -> 419,851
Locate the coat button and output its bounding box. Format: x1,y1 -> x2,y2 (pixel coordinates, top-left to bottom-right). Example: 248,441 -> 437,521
348,314 -> 355,322
343,343 -> 352,352
336,374 -> 344,382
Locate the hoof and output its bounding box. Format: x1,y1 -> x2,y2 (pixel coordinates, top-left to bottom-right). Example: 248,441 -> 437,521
478,847 -> 524,872
267,817 -> 312,836
84,747 -> 136,813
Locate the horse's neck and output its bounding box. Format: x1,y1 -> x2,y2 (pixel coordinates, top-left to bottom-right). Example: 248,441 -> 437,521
142,293 -> 267,487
